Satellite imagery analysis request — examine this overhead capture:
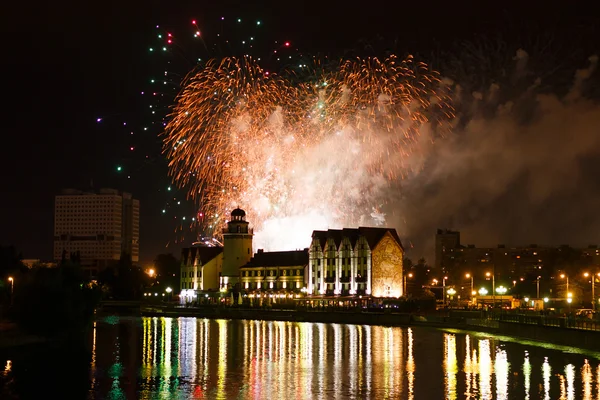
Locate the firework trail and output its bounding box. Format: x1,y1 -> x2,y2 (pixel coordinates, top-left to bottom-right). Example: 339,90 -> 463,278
164,54 -> 453,250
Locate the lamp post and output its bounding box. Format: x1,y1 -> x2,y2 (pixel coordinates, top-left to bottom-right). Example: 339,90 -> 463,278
403,273 -> 413,297
447,288 -> 456,306
496,286 -> 507,308
465,273 -> 474,298
7,277 -> 13,306
166,287 -> 172,303
584,272 -> 600,311
486,271 -> 495,308
443,276 -> 448,306
560,273 -> 569,299
536,276 -> 541,299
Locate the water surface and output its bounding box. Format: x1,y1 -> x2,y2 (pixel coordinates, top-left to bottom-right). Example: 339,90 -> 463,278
2,316 -> 600,399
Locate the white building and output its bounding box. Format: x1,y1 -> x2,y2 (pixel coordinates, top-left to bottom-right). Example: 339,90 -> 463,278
221,208 -> 253,290
53,188 -> 139,277
308,228 -> 404,298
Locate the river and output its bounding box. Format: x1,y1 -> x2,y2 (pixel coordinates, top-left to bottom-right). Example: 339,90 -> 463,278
1,316 -> 600,399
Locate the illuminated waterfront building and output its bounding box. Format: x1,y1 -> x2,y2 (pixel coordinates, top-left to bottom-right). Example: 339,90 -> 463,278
307,228 -> 404,297
180,245 -> 223,298
53,188 -> 139,277
239,249 -> 308,291
221,208 -> 253,290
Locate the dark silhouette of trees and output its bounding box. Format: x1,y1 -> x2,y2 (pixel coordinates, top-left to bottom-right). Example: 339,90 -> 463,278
154,253 -> 180,293
9,250 -> 100,337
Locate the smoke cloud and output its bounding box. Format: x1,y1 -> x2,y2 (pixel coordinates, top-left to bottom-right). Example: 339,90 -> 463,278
397,51 -> 600,259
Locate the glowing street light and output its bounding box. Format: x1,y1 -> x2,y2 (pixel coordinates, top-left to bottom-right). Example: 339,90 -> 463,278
543,297 -> 549,303
560,273 -> 569,298
404,272 -> 413,296
165,287 -> 172,293
583,272 -> 600,310
486,271 -> 496,307
147,268 -> 156,277
465,273 -> 474,297
496,286 -> 507,295
7,277 -> 13,306
478,287 -> 488,296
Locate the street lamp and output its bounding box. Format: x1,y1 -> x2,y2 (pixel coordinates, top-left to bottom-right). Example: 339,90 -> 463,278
465,273 -> 474,298
404,273 -> 413,296
486,271 -> 495,308
496,286 -> 507,308
560,273 -> 569,299
146,268 -> 155,278
447,288 -> 456,305
7,277 -> 13,306
443,276 -> 448,306
166,287 -> 172,302
478,287 -> 488,296
583,272 -> 600,311
536,276 -> 541,299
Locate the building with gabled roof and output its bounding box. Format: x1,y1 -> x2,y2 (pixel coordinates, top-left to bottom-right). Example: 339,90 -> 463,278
308,227 -> 404,297
180,245 -> 224,302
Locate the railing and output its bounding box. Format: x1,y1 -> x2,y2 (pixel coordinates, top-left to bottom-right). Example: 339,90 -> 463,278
495,313 -> 600,332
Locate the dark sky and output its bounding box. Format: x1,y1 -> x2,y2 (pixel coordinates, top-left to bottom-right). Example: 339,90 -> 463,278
2,1 -> 597,264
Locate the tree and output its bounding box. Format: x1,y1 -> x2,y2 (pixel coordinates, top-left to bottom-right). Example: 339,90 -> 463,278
154,253 -> 180,293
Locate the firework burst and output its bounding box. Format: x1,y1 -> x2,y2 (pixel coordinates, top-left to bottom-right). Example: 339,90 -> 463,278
164,54 -> 453,250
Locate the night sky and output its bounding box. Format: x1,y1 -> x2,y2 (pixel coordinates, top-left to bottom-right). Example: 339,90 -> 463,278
2,1 -> 598,264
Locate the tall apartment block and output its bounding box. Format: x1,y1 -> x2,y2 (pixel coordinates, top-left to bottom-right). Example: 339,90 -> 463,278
54,188 -> 139,276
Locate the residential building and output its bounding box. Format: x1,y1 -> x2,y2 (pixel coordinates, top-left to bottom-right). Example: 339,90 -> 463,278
435,229 -> 600,281
307,227 -> 404,297
54,188 -> 139,277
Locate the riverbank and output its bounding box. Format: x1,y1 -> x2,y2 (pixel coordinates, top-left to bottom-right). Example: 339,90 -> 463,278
131,304 -> 600,352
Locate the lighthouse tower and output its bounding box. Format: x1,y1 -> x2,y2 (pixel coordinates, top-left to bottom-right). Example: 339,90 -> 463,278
221,208 -> 253,290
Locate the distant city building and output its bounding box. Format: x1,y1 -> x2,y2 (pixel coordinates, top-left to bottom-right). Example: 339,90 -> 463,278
21,259 -> 57,268
308,228 -> 404,297
435,228 -> 600,281
54,188 -> 139,277
240,249 -> 308,291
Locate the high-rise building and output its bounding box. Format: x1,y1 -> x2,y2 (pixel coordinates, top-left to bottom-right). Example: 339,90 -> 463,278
53,188 -> 139,276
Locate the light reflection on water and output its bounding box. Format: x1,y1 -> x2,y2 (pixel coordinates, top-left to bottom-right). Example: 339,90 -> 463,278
5,316 -> 600,399
81,317 -> 600,399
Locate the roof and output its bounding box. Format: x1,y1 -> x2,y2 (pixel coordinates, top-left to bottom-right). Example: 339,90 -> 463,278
242,249 -> 309,268
311,227 -> 403,250
231,208 -> 246,217
181,246 -> 223,265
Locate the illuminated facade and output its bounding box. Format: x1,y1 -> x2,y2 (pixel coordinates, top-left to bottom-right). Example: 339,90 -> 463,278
180,246 -> 223,299
221,208 -> 253,290
53,188 -> 139,277
308,227 -> 404,297
239,249 -> 308,291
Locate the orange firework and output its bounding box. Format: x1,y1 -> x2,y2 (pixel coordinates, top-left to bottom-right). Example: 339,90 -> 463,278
163,55 -> 453,249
